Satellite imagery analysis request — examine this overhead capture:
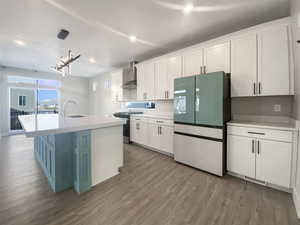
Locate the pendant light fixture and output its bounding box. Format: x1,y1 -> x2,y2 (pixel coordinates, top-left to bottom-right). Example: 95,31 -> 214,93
51,50 -> 81,76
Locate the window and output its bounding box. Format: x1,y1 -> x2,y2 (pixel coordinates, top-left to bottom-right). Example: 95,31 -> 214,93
18,96 -> 26,106
125,102 -> 155,109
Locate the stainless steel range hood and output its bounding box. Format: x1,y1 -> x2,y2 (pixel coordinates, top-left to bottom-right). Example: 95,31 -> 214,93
122,61 -> 137,89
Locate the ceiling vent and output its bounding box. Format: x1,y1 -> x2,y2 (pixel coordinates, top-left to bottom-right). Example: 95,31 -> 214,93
57,29 -> 70,40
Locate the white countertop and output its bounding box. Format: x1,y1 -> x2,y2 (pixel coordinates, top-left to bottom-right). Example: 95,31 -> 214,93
227,120 -> 298,131
130,114 -> 173,120
19,114 -> 126,137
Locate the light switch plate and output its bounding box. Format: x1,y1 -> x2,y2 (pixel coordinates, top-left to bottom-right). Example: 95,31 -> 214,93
274,104 -> 281,112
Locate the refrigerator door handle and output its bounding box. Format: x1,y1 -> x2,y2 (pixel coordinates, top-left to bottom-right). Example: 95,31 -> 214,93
195,89 -> 200,112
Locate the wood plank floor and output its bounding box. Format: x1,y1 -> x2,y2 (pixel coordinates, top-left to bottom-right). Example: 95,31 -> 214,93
0,135 -> 299,225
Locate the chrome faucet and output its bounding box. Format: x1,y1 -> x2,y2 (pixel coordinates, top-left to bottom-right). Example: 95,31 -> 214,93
62,99 -> 77,117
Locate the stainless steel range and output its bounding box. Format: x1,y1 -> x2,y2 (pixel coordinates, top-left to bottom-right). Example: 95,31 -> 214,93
113,112 -> 143,143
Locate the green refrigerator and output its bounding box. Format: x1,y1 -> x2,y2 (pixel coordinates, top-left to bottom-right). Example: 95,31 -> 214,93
174,71 -> 230,176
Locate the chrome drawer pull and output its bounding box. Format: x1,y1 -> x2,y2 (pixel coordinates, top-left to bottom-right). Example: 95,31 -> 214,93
248,132 -> 265,135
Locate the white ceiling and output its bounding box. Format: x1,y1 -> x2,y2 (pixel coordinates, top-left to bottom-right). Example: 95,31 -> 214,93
0,0 -> 289,77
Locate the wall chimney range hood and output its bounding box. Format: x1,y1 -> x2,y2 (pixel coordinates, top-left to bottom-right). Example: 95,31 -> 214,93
122,61 -> 138,89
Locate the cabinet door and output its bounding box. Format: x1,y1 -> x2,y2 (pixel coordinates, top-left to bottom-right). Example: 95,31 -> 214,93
204,41 -> 230,74
130,120 -> 139,143
148,123 -> 160,149
159,126 -> 174,154
258,26 -> 291,96
182,49 -> 204,77
155,59 -> 168,100
144,62 -> 155,100
138,121 -> 148,146
256,139 -> 291,188
231,34 -> 257,97
136,65 -> 145,101
166,55 -> 182,99
227,135 -> 256,179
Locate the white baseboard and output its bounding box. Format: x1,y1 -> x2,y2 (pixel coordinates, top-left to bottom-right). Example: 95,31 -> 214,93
293,188 -> 300,218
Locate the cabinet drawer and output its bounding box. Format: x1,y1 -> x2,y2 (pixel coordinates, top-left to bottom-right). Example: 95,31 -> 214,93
227,126 -> 293,143
148,118 -> 173,126
131,116 -> 148,122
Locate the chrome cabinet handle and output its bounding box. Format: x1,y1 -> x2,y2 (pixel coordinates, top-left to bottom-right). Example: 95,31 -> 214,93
160,126 -> 162,135
257,140 -> 260,155
200,66 -> 203,74
253,83 -> 256,95
157,126 -> 160,135
252,140 -> 255,153
156,120 -> 163,123
248,132 -> 265,135
258,82 -> 262,95
204,66 -> 206,74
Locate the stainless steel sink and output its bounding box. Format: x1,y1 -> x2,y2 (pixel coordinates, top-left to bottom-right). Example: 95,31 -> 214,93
67,115 -> 86,118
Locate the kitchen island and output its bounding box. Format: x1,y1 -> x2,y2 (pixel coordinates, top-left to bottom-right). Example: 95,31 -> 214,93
19,114 -> 126,194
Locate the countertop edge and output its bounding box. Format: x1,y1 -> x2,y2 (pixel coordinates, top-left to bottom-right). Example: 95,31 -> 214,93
227,121 -> 298,131
22,120 -> 126,137
130,114 -> 174,120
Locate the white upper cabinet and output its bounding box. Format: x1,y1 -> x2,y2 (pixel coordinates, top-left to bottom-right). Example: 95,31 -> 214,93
166,54 -> 182,99
111,70 -> 123,102
182,48 -> 204,77
144,62 -> 156,100
231,34 -> 257,97
137,19 -> 294,100
155,59 -> 168,100
136,65 -> 144,101
257,25 -> 291,96
204,41 -> 230,74
137,62 -> 155,101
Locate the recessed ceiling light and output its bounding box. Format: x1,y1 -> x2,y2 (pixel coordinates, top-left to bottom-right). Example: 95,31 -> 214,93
89,57 -> 96,63
129,35 -> 137,43
183,3 -> 194,14
14,40 -> 26,46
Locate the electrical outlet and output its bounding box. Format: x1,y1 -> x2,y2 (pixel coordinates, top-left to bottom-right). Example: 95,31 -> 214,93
274,104 -> 281,112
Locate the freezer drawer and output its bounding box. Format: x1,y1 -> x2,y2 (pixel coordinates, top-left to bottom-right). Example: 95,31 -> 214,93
174,132 -> 224,176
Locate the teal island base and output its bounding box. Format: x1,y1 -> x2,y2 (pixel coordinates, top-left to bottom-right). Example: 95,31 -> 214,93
34,131 -> 92,194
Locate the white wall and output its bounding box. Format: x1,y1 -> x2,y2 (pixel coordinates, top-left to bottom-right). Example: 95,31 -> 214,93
290,0 -> 300,217
0,66 -> 90,135
89,73 -> 122,116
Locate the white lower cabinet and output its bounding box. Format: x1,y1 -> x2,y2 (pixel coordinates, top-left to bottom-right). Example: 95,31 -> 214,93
148,123 -> 173,154
227,135 -> 256,179
227,125 -> 294,189
255,139 -> 292,188
131,116 -> 174,155
130,118 -> 148,146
